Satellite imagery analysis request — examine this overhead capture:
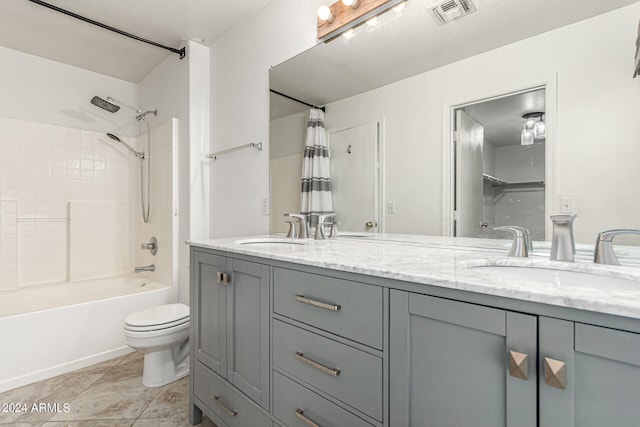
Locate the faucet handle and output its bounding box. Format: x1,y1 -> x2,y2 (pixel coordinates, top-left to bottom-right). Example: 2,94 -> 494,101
314,214 -> 336,240
494,226 -> 529,258
285,213 -> 309,239
594,229 -> 640,265
285,220 -> 298,238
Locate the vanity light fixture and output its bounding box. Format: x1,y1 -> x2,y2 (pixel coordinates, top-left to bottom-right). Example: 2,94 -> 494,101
521,112 -> 545,146
317,0 -> 407,41
317,5 -> 335,23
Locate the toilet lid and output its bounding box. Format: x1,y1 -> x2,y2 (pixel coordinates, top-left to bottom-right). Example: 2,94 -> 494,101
125,303 -> 190,328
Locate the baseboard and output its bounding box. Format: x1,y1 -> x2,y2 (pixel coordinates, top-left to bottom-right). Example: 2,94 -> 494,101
0,346 -> 134,394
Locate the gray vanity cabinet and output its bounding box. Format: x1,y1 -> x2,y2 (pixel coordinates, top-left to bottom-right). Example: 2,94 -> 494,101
190,249 -> 271,426
389,290 -> 538,427
539,317 -> 640,427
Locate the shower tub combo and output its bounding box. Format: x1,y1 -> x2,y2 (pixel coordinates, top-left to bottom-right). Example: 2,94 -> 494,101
0,276 -> 171,393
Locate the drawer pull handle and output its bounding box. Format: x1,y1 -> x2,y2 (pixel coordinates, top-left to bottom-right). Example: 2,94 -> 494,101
296,408 -> 321,427
295,295 -> 341,311
212,395 -> 238,417
216,272 -> 223,283
295,351 -> 340,377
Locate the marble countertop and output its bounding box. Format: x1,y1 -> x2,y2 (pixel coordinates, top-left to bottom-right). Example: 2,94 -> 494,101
190,234 -> 640,320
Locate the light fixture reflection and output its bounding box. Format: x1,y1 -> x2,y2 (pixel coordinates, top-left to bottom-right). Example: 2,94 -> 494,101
393,1 -> 406,12
520,112 -> 545,145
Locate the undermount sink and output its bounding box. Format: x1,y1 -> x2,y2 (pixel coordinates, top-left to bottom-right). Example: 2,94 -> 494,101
469,265 -> 640,291
235,237 -> 306,247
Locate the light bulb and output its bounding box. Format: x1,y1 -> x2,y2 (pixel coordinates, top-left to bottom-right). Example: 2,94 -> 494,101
534,120 -> 546,139
521,129 -> 534,146
318,5 -> 334,22
342,0 -> 360,8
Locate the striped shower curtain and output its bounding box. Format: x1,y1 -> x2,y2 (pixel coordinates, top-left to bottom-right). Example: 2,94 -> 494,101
300,108 -> 333,227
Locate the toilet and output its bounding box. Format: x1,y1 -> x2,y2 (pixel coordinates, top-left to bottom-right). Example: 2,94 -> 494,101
123,303 -> 190,387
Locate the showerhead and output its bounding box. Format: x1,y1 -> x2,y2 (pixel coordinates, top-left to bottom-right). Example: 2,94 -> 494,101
91,96 -> 120,113
106,132 -> 121,142
105,133 -> 145,159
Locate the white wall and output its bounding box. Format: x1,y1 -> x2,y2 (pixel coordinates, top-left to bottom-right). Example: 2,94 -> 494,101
138,41 -> 209,304
0,45 -> 138,137
208,0 -> 324,237
269,111 -> 306,232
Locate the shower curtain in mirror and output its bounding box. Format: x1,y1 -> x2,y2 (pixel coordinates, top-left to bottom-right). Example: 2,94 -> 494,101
301,108 -> 333,227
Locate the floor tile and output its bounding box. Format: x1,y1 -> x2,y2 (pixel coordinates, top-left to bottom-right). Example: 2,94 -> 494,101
1,352 -> 217,427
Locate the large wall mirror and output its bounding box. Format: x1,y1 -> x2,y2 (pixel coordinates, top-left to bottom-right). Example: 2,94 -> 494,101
269,0 -> 640,245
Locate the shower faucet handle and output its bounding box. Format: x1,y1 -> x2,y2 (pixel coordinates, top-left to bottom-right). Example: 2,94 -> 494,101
140,237 -> 157,256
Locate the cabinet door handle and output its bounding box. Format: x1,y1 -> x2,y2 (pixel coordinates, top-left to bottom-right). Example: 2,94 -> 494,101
216,272 -> 231,285
508,350 -> 529,380
295,351 -> 340,377
212,395 -> 238,417
295,295 -> 341,311
544,357 -> 567,390
296,408 -> 321,427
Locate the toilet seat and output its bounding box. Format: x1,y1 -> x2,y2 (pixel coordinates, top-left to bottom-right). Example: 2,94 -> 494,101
124,303 -> 190,332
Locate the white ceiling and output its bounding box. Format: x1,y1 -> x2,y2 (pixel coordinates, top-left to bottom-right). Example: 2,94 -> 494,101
463,89 -> 545,147
0,0 -> 272,82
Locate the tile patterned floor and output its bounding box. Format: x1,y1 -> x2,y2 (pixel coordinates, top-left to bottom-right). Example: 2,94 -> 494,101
0,352 -> 216,427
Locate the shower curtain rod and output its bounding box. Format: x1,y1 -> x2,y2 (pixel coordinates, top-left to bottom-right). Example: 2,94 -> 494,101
270,90 -> 325,112
27,0 -> 186,59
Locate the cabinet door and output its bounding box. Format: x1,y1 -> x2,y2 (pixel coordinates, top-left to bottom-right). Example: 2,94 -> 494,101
390,290 -> 537,427
226,258 -> 270,409
539,317 -> 640,427
192,251 -> 227,376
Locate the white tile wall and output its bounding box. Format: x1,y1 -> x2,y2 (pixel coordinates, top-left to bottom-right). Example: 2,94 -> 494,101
0,116 -> 134,289
0,201 -> 18,290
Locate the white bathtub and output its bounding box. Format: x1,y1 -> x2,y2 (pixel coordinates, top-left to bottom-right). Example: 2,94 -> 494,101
0,276 -> 172,393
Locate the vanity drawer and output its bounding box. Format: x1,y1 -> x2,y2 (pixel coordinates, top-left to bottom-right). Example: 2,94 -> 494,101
273,370 -> 375,427
273,267 -> 383,349
273,319 -> 383,421
193,361 -> 270,427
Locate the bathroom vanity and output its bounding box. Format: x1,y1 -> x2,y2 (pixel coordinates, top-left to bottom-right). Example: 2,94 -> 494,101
188,235 -> 640,427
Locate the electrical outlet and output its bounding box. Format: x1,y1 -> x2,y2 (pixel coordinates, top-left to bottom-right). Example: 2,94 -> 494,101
261,197 -> 270,216
387,201 -> 396,214
560,197 -> 574,213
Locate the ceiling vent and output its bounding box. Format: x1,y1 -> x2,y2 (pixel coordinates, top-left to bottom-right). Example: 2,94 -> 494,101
428,0 -> 477,25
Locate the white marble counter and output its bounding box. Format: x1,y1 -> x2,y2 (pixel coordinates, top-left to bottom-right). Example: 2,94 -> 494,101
190,234 -> 640,320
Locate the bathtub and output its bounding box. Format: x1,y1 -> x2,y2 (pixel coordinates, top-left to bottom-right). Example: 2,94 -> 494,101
0,276 -> 172,393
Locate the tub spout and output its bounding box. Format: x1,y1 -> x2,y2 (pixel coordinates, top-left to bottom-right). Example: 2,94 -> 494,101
135,264 -> 155,273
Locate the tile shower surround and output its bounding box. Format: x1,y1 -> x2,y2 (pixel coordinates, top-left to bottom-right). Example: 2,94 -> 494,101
1,117 -> 175,289
0,116 -> 135,289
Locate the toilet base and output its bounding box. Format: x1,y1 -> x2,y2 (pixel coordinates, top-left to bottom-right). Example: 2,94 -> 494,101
141,343 -> 190,387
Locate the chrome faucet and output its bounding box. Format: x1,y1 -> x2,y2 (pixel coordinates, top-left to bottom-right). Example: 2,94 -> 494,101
494,226 -> 529,257
550,213 -> 577,262
594,229 -> 640,265
284,213 -> 309,239
135,264 -> 155,273
314,214 -> 336,240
